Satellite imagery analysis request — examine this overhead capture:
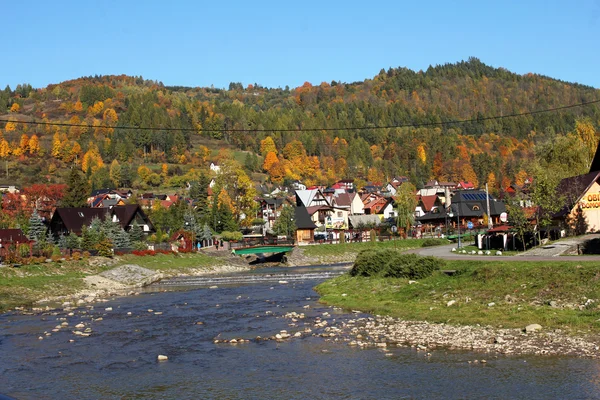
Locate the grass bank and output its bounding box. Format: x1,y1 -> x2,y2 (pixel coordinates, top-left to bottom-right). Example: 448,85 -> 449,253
301,238 -> 447,263
0,252 -> 229,313
316,259 -> 600,333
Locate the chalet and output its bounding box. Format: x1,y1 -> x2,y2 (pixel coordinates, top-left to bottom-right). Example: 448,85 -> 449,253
333,192 -> 364,215
294,206 -> 317,245
553,171 -> 600,233
210,162 -> 221,173
50,205 -> 155,237
259,197 -> 286,229
456,181 -> 475,190
385,176 -> 409,196
0,229 -> 33,259
0,185 -> 20,194
415,195 -> 443,218
295,189 -> 330,208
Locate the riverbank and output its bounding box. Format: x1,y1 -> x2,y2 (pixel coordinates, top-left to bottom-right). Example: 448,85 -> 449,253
0,250 -> 250,313
316,259 -> 600,357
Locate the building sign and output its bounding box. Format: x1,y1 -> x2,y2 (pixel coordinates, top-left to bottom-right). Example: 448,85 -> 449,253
579,193 -> 600,209
325,216 -> 348,230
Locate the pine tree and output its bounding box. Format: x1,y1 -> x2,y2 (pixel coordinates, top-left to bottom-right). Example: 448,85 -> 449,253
129,221 -> 145,243
62,168 -> 90,207
28,210 -> 46,244
113,228 -> 131,249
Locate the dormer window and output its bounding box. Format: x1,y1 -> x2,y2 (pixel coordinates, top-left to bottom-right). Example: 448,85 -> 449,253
472,205 -> 480,211
78,212 -> 84,217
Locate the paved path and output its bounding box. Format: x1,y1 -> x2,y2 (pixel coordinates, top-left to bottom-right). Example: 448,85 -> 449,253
412,235 -> 600,262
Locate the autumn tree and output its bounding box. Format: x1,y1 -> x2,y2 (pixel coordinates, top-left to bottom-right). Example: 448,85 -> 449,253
0,139 -> 10,158
262,151 -> 279,172
109,159 -> 122,187
28,134 -> 40,155
260,136 -> 278,156
395,182 -> 418,238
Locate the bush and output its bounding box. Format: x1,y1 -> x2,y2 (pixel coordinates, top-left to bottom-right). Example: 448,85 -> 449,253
421,238 -> 448,247
350,249 -> 399,277
72,251 -> 81,261
350,249 -> 445,279
221,231 -> 243,241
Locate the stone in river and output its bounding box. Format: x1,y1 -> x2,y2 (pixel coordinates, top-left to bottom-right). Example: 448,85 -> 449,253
157,355 -> 168,361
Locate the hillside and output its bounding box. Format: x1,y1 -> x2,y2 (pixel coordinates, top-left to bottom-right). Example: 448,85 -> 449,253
0,57 -> 599,191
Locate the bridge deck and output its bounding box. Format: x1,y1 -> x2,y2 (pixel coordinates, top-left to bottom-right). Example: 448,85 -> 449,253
232,245 -> 295,255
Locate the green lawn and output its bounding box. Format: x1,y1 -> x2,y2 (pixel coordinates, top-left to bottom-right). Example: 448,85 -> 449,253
316,259 -> 600,333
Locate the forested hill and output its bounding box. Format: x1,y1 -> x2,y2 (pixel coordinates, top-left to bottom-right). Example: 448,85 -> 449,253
0,57 -> 599,191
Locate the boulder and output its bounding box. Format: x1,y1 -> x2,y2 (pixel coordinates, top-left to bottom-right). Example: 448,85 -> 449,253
525,324 -> 542,333
447,300 -> 457,307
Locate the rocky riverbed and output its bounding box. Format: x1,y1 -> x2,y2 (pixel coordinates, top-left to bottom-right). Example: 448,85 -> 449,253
212,306 -> 600,359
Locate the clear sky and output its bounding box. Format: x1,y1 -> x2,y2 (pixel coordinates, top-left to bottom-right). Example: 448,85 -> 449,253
3,0 -> 600,90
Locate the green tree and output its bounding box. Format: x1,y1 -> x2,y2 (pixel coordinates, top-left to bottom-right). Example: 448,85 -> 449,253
530,164 -> 562,242
109,159 -> 122,187
507,202 -> 532,251
129,221 -> 145,243
27,210 -> 47,245
395,183 -> 418,238
62,168 -> 90,207
273,205 -> 296,239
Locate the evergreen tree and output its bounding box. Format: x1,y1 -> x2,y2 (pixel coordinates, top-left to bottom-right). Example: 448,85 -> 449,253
62,168 -> 90,207
113,228 -> 131,249
217,201 -> 238,233
129,221 -> 145,243
66,234 -> 80,250
58,234 -> 67,249
28,210 -> 47,244
201,223 -> 212,242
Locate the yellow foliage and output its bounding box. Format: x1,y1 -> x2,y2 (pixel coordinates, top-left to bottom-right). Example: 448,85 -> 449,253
5,122 -> 16,132
19,134 -> 29,152
9,103 -> 20,113
417,144 -> 427,163
260,136 -> 278,156
0,139 -> 11,158
262,151 -> 279,171
28,134 -> 40,155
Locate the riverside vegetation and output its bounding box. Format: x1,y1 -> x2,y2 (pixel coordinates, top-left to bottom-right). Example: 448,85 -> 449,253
0,238 -> 447,313
316,250 -> 600,333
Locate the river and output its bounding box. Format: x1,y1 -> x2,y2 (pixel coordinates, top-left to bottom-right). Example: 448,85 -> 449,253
1,264 -> 600,399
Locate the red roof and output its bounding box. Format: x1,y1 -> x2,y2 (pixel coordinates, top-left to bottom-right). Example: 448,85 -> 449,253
420,195 -> 438,212
488,224 -> 511,233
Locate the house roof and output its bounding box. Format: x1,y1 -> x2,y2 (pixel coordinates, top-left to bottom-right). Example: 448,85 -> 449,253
296,189 -> 317,207
52,208 -> 108,234
420,195 -> 439,212
0,229 -> 32,243
306,205 -> 332,216
334,192 -> 353,207
554,171 -> 600,217
294,206 -> 317,230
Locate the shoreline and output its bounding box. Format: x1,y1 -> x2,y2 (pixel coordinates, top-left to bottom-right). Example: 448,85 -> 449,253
24,262 -> 252,313
320,315 -> 600,359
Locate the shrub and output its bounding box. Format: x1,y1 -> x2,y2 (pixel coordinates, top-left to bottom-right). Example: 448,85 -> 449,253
82,251 -> 91,259
350,249 -> 398,277
383,253 -> 444,279
72,251 -> 81,261
421,238 -> 448,247
350,249 -> 445,279
220,231 -> 243,241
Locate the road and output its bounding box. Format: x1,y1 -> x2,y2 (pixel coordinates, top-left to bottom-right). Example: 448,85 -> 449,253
411,234 -> 600,262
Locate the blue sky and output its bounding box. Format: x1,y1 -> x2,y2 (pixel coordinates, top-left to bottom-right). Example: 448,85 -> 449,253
3,1 -> 600,90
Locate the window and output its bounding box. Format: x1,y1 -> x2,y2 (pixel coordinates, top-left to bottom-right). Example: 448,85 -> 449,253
337,211 -> 343,217
472,205 -> 480,211
78,212 -> 84,217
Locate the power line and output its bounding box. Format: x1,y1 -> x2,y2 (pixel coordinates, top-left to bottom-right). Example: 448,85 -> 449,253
1,98 -> 599,133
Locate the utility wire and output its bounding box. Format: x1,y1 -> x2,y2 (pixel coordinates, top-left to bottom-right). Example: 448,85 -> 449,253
1,99 -> 599,133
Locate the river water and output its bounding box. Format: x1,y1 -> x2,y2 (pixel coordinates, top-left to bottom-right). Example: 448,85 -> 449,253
2,264 -> 600,399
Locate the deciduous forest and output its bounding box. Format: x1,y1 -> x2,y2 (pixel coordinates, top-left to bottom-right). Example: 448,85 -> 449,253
0,57 -> 599,193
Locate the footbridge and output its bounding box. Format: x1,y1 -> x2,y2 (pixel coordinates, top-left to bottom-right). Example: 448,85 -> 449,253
232,244 -> 295,256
